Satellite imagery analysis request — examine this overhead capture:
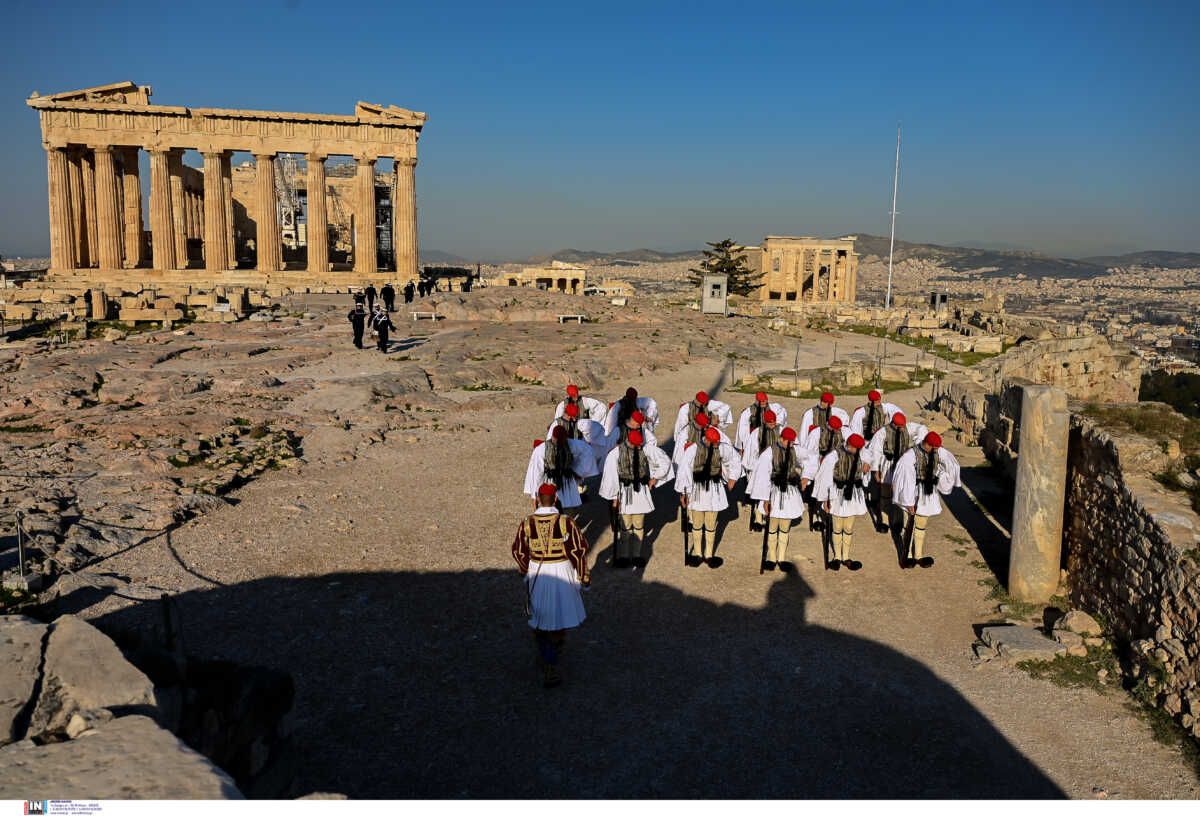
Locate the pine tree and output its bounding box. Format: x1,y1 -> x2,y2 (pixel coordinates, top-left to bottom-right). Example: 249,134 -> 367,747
687,239 -> 764,296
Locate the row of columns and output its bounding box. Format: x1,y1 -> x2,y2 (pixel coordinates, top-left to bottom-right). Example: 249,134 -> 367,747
45,144 -> 418,278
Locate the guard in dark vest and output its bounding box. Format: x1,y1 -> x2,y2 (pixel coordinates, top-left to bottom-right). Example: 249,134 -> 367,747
512,483 -> 590,687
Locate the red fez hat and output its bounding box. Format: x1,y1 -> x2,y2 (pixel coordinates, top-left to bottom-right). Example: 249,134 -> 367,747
868,390 -> 881,402
925,432 -> 942,448
809,424 -> 818,433
627,430 -> 644,446
695,391 -> 709,404
892,412 -> 907,426
566,384 -> 580,397
537,483 -> 557,497
828,416 -> 843,430
821,392 -> 834,404
695,413 -> 710,427
704,427 -> 720,444
564,403 -> 579,418
847,433 -> 866,449
626,387 -> 638,400
631,410 -> 645,423
551,425 -> 567,442
764,410 -> 777,423
755,391 -> 768,402
781,427 -> 797,442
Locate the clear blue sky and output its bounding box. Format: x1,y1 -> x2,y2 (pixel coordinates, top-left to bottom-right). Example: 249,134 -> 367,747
1,0 -> 1197,260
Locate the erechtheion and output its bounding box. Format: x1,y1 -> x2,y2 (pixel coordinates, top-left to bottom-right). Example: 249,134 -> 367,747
752,235 -> 859,303
28,81 -> 425,289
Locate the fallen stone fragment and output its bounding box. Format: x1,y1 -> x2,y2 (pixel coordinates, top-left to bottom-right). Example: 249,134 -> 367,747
0,616 -> 48,746
979,624 -> 1067,662
27,615 -> 157,741
0,715 -> 242,799
1053,609 -> 1103,636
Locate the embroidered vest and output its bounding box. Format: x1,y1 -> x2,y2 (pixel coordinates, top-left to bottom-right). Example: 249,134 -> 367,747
863,403 -> 886,440
915,445 -> 940,497
832,449 -> 863,501
527,514 -> 569,561
883,424 -> 912,464
770,444 -> 803,491
617,443 -> 652,487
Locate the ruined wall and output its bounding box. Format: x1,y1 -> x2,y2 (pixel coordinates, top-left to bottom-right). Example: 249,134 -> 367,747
1063,415 -> 1200,739
975,334 -> 1145,402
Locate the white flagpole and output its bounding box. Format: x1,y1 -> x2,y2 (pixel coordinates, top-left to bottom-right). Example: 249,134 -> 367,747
885,121 -> 901,309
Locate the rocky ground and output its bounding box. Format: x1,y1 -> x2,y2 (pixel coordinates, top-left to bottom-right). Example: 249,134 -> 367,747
2,287 -> 1198,798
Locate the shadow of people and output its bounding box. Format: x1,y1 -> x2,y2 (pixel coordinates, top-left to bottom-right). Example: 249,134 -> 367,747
82,563 -> 1064,799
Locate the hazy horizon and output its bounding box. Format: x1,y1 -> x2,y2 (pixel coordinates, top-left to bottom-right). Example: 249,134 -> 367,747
1,1 -> 1197,262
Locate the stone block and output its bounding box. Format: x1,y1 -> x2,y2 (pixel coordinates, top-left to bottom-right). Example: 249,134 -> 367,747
27,615 -> 156,741
153,297 -> 176,310
117,308 -> 184,323
0,715 -> 243,799
0,616 -> 47,746
1,305 -> 34,320
979,624 -> 1067,662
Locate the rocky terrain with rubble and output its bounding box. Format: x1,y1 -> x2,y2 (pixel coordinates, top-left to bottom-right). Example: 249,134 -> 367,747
1,286 -> 1197,799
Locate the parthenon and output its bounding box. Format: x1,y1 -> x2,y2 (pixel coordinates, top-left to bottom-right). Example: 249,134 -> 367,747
751,235 -> 858,303
28,81 -> 426,289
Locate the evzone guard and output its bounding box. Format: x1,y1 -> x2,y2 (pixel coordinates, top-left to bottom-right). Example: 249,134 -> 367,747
748,425 -> 805,572
512,483 -> 591,688
864,411 -> 927,533
555,383 -> 610,424
891,431 -> 962,569
799,412 -> 847,533
523,425 -> 600,514
738,409 -> 784,532
602,387 -> 660,451
675,426 -> 742,568
735,392 -> 788,532
850,390 -> 900,531
813,432 -> 871,571
672,390 -> 733,441
599,429 -> 674,569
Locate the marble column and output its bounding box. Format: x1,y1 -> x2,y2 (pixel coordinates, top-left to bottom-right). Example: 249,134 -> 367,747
809,250 -> 819,302
81,150 -> 99,268
254,153 -> 282,272
202,151 -> 231,271
827,251 -> 837,302
222,153 -> 235,267
91,145 -> 123,269
354,156 -> 378,276
169,151 -> 188,267
392,157 -> 417,279
148,149 -> 177,270
67,148 -> 88,267
1008,385 -> 1070,603
120,148 -> 145,267
184,187 -> 195,241
44,145 -> 76,271
305,153 -> 328,274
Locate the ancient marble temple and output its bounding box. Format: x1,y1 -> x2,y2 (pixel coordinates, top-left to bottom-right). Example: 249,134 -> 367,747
28,81 -> 426,287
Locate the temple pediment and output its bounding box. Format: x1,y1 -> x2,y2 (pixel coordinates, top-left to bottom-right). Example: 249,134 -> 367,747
30,81 -> 152,106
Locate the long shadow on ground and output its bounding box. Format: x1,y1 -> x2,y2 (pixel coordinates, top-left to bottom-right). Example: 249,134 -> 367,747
80,562 -> 1064,798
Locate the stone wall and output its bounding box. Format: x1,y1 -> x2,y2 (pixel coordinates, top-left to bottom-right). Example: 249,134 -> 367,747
1062,415 -> 1200,739
974,334 -> 1145,402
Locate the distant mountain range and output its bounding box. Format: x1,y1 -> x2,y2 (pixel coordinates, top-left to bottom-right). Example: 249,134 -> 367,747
419,238 -> 1198,278
851,234 -> 1200,278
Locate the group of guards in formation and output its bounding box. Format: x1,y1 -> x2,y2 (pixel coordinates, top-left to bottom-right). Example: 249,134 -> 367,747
512,383 -> 963,687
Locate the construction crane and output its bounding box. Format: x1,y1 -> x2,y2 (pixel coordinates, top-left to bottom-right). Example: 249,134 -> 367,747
274,155 -> 302,248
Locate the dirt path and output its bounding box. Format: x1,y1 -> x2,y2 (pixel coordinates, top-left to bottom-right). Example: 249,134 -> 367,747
47,320 -> 1199,799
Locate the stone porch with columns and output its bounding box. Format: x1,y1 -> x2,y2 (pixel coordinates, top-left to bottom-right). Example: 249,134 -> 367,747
752,235 -> 859,305
28,82 -> 426,293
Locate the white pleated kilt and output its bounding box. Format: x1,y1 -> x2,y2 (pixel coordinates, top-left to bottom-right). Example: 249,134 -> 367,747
525,560 -> 586,631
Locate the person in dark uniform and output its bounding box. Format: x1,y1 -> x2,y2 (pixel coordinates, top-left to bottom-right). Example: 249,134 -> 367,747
381,282 -> 396,312
416,279 -> 425,298
365,283 -> 377,311
348,302 -> 368,349
352,288 -> 366,308
369,306 -> 395,352
403,280 -> 415,304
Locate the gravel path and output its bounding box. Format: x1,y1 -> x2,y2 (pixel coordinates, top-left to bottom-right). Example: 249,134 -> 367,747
45,316 -> 1200,799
